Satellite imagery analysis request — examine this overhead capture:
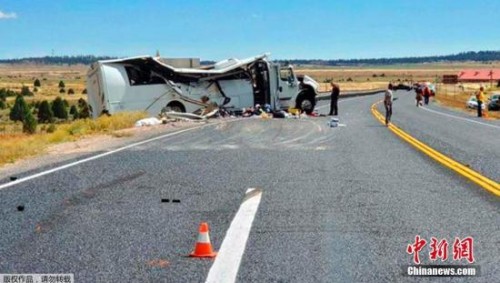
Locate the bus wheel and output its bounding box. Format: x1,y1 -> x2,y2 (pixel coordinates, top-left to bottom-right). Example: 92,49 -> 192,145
296,92 -> 315,114
164,102 -> 185,113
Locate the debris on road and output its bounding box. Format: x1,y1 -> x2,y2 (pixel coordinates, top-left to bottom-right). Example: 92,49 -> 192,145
328,117 -> 339,127
134,117 -> 163,127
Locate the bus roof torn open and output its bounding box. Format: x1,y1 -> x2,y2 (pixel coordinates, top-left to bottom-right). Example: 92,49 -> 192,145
86,53 -> 319,118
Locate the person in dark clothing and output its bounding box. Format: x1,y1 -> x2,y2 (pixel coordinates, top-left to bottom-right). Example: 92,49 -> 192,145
384,83 -> 394,126
423,86 -> 431,105
329,82 -> 340,116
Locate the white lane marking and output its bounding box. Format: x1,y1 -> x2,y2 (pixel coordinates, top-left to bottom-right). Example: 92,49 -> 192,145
0,121 -> 240,191
421,106 -> 500,130
205,188 -> 263,283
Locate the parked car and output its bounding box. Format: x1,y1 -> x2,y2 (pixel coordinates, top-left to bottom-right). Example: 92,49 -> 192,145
393,83 -> 412,91
488,93 -> 500,111
466,96 -> 486,109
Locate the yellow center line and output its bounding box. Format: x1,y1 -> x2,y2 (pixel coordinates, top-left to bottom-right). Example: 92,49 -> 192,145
371,101 -> 500,197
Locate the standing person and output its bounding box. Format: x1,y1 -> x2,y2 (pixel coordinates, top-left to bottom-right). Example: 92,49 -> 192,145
423,85 -> 430,105
384,83 -> 394,126
415,85 -> 423,107
476,86 -> 485,117
329,82 -> 340,116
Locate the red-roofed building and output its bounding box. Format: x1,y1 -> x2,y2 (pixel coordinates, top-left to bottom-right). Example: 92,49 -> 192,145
458,69 -> 500,82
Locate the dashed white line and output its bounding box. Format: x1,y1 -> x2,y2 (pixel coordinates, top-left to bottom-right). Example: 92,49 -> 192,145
421,106 -> 500,130
205,188 -> 263,283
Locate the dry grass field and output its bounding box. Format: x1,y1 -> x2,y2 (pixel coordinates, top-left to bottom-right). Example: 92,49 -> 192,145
0,63 -> 88,104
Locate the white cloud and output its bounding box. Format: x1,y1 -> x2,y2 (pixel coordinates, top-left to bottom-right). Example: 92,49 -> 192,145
0,10 -> 17,20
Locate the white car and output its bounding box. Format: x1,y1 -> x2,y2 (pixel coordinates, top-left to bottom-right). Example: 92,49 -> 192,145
466,96 -> 486,109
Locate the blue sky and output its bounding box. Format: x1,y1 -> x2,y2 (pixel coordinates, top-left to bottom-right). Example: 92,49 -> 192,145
0,0 -> 499,60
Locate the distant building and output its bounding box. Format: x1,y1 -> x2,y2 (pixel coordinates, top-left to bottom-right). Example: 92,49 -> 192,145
458,69 -> 500,82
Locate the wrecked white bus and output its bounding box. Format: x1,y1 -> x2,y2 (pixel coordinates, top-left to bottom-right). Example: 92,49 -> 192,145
86,54 -> 319,118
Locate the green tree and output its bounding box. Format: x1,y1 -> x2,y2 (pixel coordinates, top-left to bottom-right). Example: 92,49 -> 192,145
78,98 -> 90,119
69,105 -> 79,119
82,88 -> 87,94
0,100 -> 5,110
22,107 -> 37,134
37,100 -> 54,123
67,88 -> 75,95
58,80 -> 65,88
51,97 -> 68,120
77,98 -> 87,107
34,78 -> 41,87
59,88 -> 66,94
9,95 -> 28,122
20,86 -> 33,96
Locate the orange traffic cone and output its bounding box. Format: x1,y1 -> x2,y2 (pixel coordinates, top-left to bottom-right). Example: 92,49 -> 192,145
189,222 -> 217,258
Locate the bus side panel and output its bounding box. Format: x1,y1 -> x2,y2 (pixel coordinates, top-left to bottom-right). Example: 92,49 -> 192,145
86,68 -> 104,118
218,79 -> 254,108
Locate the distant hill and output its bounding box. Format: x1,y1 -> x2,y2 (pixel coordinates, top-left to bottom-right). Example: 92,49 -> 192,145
1,51 -> 500,66
0,55 -> 117,65
278,51 -> 500,66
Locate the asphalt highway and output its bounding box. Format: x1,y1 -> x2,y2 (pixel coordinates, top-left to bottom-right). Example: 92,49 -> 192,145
0,93 -> 499,282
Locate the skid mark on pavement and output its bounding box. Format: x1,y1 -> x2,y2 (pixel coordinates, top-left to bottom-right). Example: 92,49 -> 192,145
35,171 -> 145,233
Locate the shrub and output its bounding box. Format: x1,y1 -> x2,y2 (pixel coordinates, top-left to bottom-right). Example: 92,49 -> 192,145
77,98 -> 87,107
82,88 -> 87,94
22,108 -> 38,134
34,87 -> 38,93
0,100 -> 5,110
58,80 -> 65,88
51,97 -> 68,120
38,100 -> 54,123
67,88 -> 75,95
59,88 -> 66,94
47,124 -> 57,133
10,95 -> 28,122
34,79 -> 41,87
20,86 -> 33,96
78,98 -> 90,118
69,105 -> 79,120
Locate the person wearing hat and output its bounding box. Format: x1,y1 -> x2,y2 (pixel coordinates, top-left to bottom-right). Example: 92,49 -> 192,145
476,86 -> 485,117
329,82 -> 340,116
